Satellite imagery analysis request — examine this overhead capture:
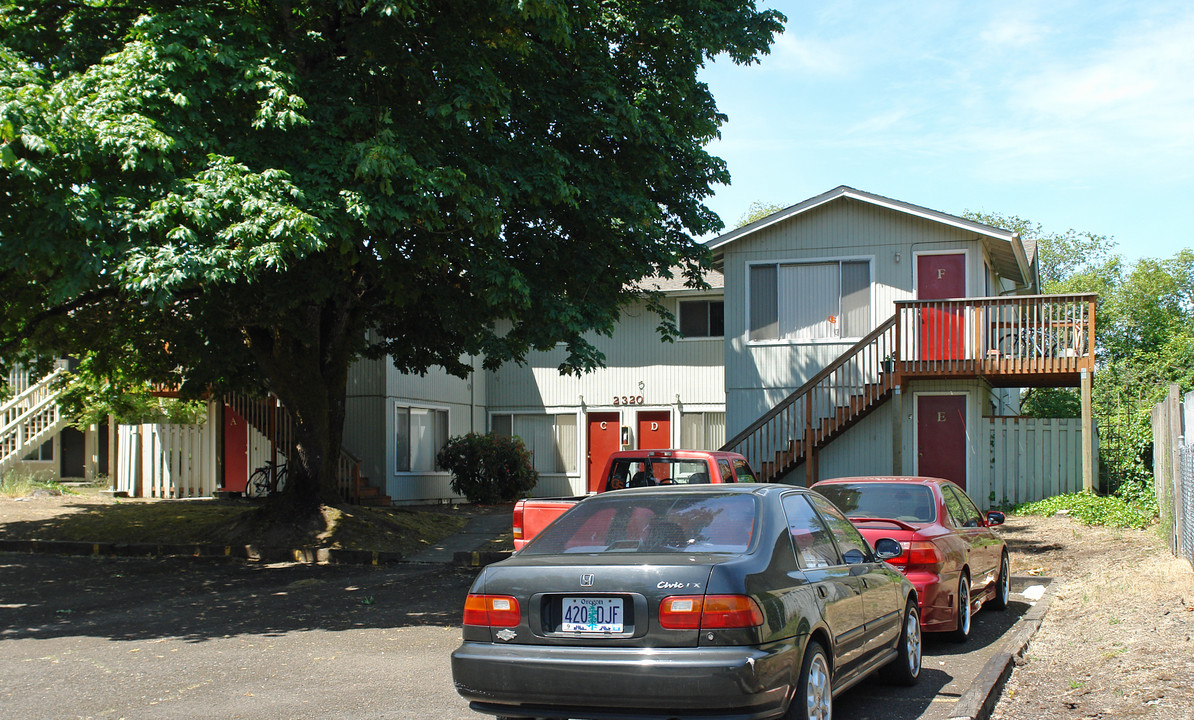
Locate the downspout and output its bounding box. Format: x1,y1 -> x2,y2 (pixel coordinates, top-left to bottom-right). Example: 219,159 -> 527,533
469,354 -> 476,433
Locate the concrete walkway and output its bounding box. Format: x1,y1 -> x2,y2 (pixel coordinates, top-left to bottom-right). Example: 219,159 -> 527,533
407,504 -> 513,565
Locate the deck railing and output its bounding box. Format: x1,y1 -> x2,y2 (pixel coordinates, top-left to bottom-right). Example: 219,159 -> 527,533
895,293 -> 1096,376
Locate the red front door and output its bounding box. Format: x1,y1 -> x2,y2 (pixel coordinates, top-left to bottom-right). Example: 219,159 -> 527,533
223,404 -> 249,492
637,411 -> 672,481
917,253 -> 966,360
917,395 -> 967,489
586,412 -> 621,492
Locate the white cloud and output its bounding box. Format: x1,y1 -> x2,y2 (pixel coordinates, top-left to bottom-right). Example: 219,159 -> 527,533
979,13 -> 1047,48
764,30 -> 856,76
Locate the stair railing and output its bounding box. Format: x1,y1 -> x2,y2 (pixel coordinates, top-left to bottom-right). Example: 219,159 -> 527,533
722,316 -> 899,482
1,367 -> 68,473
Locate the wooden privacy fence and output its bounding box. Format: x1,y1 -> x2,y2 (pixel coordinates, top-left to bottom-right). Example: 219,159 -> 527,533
1151,385 -> 1190,567
983,417 -> 1094,508
116,414 -> 218,499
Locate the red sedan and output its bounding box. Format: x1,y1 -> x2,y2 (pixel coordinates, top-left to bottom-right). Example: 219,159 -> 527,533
811,476 -> 1010,642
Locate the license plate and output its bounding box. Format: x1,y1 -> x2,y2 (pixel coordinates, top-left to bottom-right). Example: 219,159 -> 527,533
561,597 -> 624,633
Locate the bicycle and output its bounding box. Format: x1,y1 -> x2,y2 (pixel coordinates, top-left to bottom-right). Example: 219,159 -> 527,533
998,325 -> 1061,359
244,459 -> 288,498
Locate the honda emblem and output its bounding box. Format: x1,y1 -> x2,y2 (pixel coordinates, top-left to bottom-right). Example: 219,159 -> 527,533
580,574 -> 595,587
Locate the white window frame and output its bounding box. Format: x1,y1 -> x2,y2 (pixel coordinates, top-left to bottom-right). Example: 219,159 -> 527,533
395,403 -> 450,474
746,256 -> 875,345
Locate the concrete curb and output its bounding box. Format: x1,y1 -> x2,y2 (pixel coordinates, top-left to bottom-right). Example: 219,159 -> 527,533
948,578 -> 1058,720
0,538 -> 411,566
452,550 -> 513,567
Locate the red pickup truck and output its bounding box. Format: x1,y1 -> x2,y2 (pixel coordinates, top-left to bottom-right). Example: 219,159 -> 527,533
511,448 -> 759,550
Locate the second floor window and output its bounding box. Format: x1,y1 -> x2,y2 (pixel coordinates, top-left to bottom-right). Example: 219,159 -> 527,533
679,299 -> 725,338
749,260 -> 871,341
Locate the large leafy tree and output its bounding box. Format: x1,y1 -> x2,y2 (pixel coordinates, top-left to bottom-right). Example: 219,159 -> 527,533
1,2 -> 784,522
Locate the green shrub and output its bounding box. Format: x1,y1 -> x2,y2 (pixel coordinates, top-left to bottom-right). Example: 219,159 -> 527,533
436,433 -> 538,504
1014,489 -> 1158,530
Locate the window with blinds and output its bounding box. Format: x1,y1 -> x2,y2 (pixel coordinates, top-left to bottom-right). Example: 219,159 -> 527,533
680,412 -> 726,450
491,413 -> 578,474
750,260 -> 871,341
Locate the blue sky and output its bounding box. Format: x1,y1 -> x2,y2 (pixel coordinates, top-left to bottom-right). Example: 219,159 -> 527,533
698,1 -> 1194,262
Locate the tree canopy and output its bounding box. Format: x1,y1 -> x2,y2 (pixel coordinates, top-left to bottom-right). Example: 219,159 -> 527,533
735,199 -> 787,228
2,1 -> 784,518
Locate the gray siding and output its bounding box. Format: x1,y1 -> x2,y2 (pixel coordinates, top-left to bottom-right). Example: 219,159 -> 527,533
816,402 -> 896,479
345,354 -> 487,504
487,295 -> 724,412
343,395 -> 388,489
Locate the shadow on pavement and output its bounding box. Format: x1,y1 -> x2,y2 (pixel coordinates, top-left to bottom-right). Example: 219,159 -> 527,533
0,553 -> 480,643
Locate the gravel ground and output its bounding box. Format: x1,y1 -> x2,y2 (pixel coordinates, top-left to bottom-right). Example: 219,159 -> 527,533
994,514 -> 1194,720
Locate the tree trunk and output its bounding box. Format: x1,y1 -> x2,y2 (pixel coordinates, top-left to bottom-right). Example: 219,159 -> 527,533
243,295 -> 359,527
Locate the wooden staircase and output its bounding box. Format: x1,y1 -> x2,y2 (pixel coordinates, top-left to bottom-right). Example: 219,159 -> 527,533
722,317 -> 900,484
1,367 -> 68,477
225,394 -> 392,506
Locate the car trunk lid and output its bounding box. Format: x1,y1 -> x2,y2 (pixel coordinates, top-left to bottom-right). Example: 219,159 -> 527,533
474,556 -> 722,648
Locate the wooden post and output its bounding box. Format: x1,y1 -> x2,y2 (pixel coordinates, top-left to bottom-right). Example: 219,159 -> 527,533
107,413 -> 116,482
1080,368 -> 1093,492
804,393 -> 815,487
892,386 -> 903,475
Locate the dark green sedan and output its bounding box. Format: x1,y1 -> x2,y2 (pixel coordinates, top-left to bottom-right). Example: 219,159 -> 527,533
451,484 -> 921,720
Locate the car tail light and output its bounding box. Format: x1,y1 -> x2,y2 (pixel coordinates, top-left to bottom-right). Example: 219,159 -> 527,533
888,541 -> 944,571
512,503 -> 524,542
659,595 -> 764,630
463,594 -> 521,627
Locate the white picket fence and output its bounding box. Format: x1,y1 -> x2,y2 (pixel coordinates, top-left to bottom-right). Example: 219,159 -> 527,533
983,416 -> 1096,508
115,404 -> 219,498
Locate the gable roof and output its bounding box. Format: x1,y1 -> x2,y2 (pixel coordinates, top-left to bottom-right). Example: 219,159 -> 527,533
708,185 -> 1037,291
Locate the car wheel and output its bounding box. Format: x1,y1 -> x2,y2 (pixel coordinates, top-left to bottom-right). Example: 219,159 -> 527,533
787,640 -> 832,720
880,600 -> 922,685
950,574 -> 972,643
986,551 -> 1011,611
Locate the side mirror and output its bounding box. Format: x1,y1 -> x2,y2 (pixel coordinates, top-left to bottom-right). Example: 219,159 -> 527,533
986,510 -> 1006,527
873,537 -> 902,560
842,548 -> 866,565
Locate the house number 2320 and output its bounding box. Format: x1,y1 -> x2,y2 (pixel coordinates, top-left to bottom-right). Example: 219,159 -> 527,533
613,395 -> 644,405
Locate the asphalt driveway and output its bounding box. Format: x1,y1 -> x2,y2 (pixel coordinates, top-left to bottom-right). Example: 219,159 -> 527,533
0,553 -> 1038,719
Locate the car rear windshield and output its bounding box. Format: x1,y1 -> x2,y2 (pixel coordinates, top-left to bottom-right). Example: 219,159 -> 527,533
521,493 -> 758,556
604,458 -> 717,491
816,483 -> 936,523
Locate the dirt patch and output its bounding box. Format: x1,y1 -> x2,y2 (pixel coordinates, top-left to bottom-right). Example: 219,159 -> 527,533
0,486 -> 468,557
995,514 -> 1194,720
